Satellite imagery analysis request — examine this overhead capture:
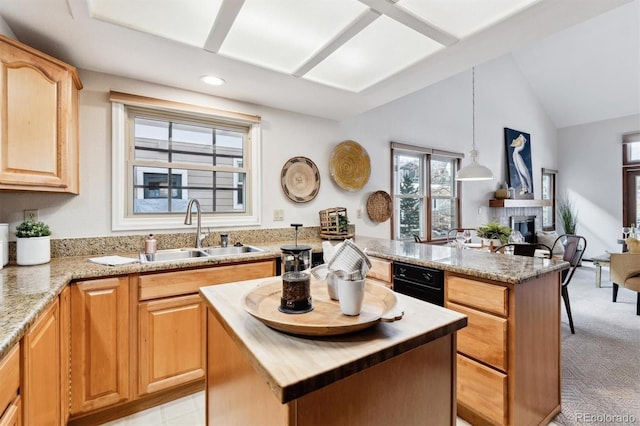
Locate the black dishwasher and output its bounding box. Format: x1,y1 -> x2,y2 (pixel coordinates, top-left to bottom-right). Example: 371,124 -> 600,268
393,261 -> 444,307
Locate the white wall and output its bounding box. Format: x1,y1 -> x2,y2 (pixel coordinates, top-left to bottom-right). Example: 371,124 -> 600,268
0,54 -> 559,241
340,54 -> 559,238
558,114 -> 640,258
0,16 -> 16,39
0,71 -> 344,238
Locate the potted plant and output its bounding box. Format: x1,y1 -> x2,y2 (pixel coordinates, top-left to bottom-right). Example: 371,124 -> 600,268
558,196 -> 577,235
557,195 -> 583,264
477,222 -> 512,247
15,220 -> 51,265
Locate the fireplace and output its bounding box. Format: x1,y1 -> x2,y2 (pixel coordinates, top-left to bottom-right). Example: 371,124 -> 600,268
510,216 -> 536,243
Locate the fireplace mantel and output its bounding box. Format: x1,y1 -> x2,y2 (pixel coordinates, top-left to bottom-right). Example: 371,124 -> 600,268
489,199 -> 552,208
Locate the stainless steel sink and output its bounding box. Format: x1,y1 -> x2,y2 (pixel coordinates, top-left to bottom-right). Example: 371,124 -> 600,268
139,248 -> 209,263
139,245 -> 264,263
202,245 -> 264,256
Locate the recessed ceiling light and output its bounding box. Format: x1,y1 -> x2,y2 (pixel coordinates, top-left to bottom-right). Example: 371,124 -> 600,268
201,75 -> 225,86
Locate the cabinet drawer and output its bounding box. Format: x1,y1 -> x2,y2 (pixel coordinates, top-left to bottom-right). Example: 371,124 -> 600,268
139,260 -> 275,300
447,302 -> 507,371
0,344 -> 19,417
457,354 -> 507,426
447,275 -> 508,316
368,257 -> 392,283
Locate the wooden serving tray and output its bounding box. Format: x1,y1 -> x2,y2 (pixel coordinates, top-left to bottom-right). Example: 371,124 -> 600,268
242,277 -> 402,336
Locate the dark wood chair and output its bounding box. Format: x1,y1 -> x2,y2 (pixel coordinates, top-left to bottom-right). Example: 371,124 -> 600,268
550,234 -> 587,334
493,243 -> 552,258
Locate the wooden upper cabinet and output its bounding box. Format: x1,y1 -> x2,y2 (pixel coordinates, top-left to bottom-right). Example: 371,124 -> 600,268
0,34 -> 82,193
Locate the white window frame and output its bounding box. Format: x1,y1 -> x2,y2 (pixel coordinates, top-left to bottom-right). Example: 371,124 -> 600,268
111,95 -> 261,231
232,158 -> 244,210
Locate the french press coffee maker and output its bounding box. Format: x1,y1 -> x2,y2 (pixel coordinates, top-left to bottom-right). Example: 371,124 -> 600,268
279,224 -> 313,313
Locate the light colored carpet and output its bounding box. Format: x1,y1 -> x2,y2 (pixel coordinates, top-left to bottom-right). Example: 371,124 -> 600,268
553,262 -> 640,425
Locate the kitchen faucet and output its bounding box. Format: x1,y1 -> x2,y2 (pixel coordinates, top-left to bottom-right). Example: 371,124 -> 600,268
184,199 -> 207,248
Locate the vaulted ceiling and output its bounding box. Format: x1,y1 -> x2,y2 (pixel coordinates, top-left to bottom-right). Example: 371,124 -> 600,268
0,0 -> 637,127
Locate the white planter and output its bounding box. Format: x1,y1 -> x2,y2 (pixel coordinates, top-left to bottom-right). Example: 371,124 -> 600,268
16,236 -> 51,266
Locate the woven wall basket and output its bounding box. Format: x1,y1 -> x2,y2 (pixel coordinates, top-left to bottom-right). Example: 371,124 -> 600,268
329,140 -> 371,191
366,191 -> 392,222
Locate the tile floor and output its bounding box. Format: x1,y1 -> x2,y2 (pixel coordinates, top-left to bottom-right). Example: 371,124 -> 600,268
101,392 -> 205,426
102,391 -> 475,426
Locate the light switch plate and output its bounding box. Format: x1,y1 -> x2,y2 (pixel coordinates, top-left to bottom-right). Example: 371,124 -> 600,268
24,209 -> 39,221
273,209 -> 285,221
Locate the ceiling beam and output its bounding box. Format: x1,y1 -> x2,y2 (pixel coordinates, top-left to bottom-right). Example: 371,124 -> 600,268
358,0 -> 458,46
203,0 -> 245,52
293,9 -> 381,78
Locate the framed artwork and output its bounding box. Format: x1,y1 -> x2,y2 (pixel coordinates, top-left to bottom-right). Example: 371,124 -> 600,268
504,128 -> 534,199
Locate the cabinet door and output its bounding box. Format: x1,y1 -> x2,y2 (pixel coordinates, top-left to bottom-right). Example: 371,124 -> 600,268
138,294 -> 205,396
22,299 -> 60,426
0,35 -> 81,193
71,277 -> 130,414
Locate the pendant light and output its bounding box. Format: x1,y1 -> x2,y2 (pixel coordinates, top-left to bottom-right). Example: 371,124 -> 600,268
456,67 -> 493,181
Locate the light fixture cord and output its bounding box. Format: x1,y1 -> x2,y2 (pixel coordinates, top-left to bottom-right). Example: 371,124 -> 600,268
472,67 -> 476,152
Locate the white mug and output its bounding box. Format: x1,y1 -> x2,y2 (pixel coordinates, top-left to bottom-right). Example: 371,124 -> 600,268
326,271 -> 339,300
337,278 -> 366,316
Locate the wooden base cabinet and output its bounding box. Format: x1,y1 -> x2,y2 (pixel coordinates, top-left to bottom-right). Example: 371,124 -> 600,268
138,294 -> 205,395
136,260 -> 275,397
66,260 -> 275,421
446,272 -> 561,426
22,299 -> 60,426
0,344 -> 21,426
367,257 -> 393,289
0,34 -> 82,193
70,277 -> 130,415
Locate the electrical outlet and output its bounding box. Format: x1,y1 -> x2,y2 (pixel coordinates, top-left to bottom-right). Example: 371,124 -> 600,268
357,209 -> 362,219
273,209 -> 285,221
24,209 -> 39,221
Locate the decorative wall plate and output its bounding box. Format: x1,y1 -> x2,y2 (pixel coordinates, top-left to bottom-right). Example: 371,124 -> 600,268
281,156 -> 320,203
329,140 -> 370,191
366,191 -> 393,223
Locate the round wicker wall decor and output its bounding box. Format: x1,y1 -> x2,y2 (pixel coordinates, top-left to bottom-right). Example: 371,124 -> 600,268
329,140 -> 370,191
280,156 -> 320,203
366,191 -> 393,222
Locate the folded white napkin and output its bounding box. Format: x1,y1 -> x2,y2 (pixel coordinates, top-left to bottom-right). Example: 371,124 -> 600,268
328,239 -> 371,280
88,255 -> 139,266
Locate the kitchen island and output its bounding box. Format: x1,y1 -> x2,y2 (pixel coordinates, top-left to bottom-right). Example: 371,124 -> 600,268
200,277 -> 467,425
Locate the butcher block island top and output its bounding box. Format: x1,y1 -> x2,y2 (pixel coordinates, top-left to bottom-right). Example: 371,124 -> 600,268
200,276 -> 467,425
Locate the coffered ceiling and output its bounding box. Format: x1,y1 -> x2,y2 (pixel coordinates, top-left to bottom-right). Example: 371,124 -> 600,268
0,0 -> 636,125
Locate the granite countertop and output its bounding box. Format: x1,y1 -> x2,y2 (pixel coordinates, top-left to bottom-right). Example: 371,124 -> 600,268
200,277 -> 467,403
354,236 -> 569,284
0,236 -> 568,360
